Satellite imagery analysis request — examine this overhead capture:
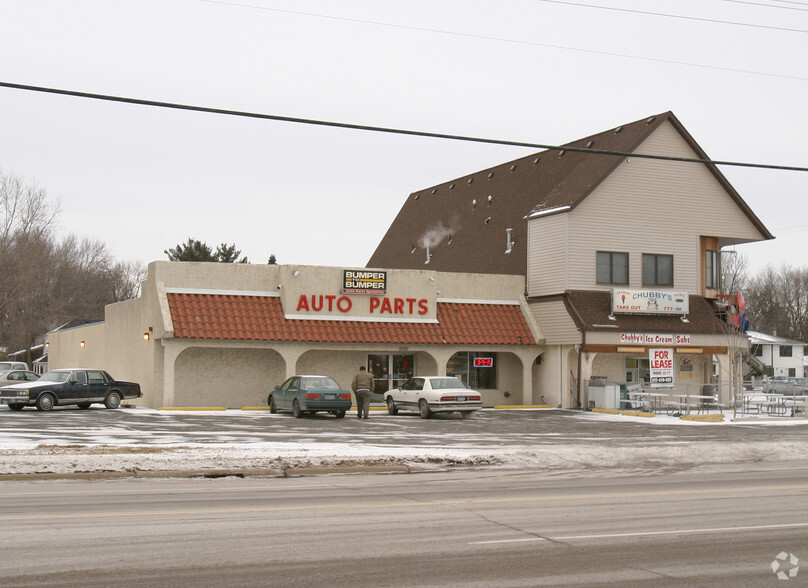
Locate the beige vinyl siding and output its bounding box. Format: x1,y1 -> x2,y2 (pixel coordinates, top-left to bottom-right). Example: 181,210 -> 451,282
529,121 -> 767,296
527,213 -> 569,295
529,300 -> 580,345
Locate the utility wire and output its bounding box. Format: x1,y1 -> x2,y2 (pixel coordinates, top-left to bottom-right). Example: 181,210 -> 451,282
196,1 -> 807,81
2,81 -> 807,173
534,0 -> 808,33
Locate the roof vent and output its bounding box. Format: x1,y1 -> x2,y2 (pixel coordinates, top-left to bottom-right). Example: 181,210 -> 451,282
533,157 -> 541,165
484,217 -> 491,224
411,244 -> 416,254
586,140 -> 594,148
558,150 -> 565,158
487,172 -> 494,179
414,194 -> 420,200
614,126 -> 623,134
472,199 -> 477,210
505,228 -> 514,254
425,246 -> 432,264
510,164 -> 517,172
431,188 -> 437,195
646,116 -> 656,124
448,234 -> 453,245
449,183 -> 455,190
467,178 -> 474,185
487,195 -> 493,206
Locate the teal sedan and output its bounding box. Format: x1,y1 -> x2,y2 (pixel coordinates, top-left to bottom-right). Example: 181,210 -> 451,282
268,375 -> 352,418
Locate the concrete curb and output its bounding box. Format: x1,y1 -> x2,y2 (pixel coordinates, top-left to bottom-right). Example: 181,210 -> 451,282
0,464 -> 420,482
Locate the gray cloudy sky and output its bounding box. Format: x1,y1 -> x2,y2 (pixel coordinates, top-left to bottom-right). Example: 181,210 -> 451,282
1,0 -> 806,275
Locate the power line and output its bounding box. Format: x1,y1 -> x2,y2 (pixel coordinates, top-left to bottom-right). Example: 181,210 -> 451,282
196,0 -> 808,82
534,0 -> 808,32
2,81 -> 807,173
720,0 -> 808,11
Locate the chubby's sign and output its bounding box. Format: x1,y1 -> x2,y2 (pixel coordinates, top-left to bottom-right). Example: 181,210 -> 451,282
620,333 -> 692,345
612,289 -> 689,315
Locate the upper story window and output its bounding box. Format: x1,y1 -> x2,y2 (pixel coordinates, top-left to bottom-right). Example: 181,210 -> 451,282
705,249 -> 720,289
642,254 -> 673,287
779,345 -> 793,357
596,251 -> 628,285
751,344 -> 763,357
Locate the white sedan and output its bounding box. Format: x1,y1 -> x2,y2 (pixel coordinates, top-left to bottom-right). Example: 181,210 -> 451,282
384,376 -> 482,419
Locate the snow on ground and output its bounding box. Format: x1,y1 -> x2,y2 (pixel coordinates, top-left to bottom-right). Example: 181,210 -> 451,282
1,410 -> 807,477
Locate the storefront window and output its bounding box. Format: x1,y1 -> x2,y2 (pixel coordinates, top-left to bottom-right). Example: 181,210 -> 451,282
447,352 -> 497,389
368,354 -> 414,399
624,357 -> 650,384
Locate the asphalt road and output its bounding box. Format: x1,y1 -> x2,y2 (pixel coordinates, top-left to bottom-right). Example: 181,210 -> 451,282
1,464 -> 806,587
2,406 -> 807,449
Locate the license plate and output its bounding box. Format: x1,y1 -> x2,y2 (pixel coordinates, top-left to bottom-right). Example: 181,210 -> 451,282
457,396 -> 467,402
324,394 -> 335,399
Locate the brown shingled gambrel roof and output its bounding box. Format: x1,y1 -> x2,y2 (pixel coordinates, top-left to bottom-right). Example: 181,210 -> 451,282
562,290 -> 734,335
167,293 -> 535,346
367,111 -> 772,276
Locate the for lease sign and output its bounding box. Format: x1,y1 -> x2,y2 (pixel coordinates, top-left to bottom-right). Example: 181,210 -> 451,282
649,348 -> 674,387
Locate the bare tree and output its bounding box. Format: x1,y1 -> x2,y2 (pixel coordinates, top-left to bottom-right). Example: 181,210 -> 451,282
745,264 -> 808,342
720,251 -> 750,295
0,172 -> 145,362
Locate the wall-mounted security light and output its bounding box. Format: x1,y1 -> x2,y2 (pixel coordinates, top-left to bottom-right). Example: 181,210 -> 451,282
80,341 -> 86,348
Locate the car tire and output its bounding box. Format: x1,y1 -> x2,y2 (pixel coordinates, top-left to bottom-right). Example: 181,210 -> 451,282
292,399 -> 303,418
77,402 -> 92,410
334,410 -> 346,418
269,396 -> 277,414
104,391 -> 122,409
386,397 -> 399,415
418,399 -> 432,419
459,411 -> 474,419
36,393 -> 55,412
7,404 -> 24,411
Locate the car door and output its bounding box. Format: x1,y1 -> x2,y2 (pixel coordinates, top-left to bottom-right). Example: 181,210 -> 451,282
277,377 -> 299,410
61,371 -> 88,403
86,370 -> 109,402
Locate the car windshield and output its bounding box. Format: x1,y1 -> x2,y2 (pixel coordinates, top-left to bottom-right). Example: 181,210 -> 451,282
430,377 -> 467,390
38,371 -> 72,383
301,377 -> 340,390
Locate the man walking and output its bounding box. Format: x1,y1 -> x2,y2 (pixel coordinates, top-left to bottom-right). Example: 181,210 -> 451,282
351,365 -> 375,419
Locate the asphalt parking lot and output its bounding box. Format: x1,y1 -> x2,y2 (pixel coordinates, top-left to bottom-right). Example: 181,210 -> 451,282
2,405 -> 808,449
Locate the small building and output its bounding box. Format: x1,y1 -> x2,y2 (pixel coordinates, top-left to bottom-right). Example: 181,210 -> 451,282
748,330 -> 807,379
47,262 -> 542,408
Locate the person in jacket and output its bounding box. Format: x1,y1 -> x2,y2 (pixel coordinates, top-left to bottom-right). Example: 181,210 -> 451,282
351,366 -> 375,419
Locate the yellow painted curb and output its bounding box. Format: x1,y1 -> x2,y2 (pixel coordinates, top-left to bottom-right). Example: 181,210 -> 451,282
680,414 -> 724,422
620,410 -> 656,418
158,407 -> 228,411
591,408 -> 621,415
493,405 -> 553,409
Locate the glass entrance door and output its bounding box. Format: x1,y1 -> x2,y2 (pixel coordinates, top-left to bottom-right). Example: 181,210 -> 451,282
368,354 -> 414,401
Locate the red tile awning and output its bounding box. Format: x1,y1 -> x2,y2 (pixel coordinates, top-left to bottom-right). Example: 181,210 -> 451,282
167,293 -> 535,346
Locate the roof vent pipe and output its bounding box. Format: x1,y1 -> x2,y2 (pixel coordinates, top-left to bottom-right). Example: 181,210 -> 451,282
425,246 -> 432,264
505,228 -> 514,254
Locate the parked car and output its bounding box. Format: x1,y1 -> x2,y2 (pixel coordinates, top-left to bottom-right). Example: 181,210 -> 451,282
384,376 -> 483,419
268,375 -> 352,418
0,369 -> 40,387
764,377 -> 808,395
0,361 -> 29,371
0,368 -> 142,411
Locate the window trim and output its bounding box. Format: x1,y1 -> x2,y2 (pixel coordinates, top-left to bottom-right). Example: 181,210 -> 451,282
642,253 -> 674,287
596,251 -> 629,285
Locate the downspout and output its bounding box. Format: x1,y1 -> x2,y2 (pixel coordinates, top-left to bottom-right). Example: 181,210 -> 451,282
564,292 -> 587,410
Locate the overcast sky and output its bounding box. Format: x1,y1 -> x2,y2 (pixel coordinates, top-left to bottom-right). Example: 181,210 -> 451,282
1,0 -> 806,277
